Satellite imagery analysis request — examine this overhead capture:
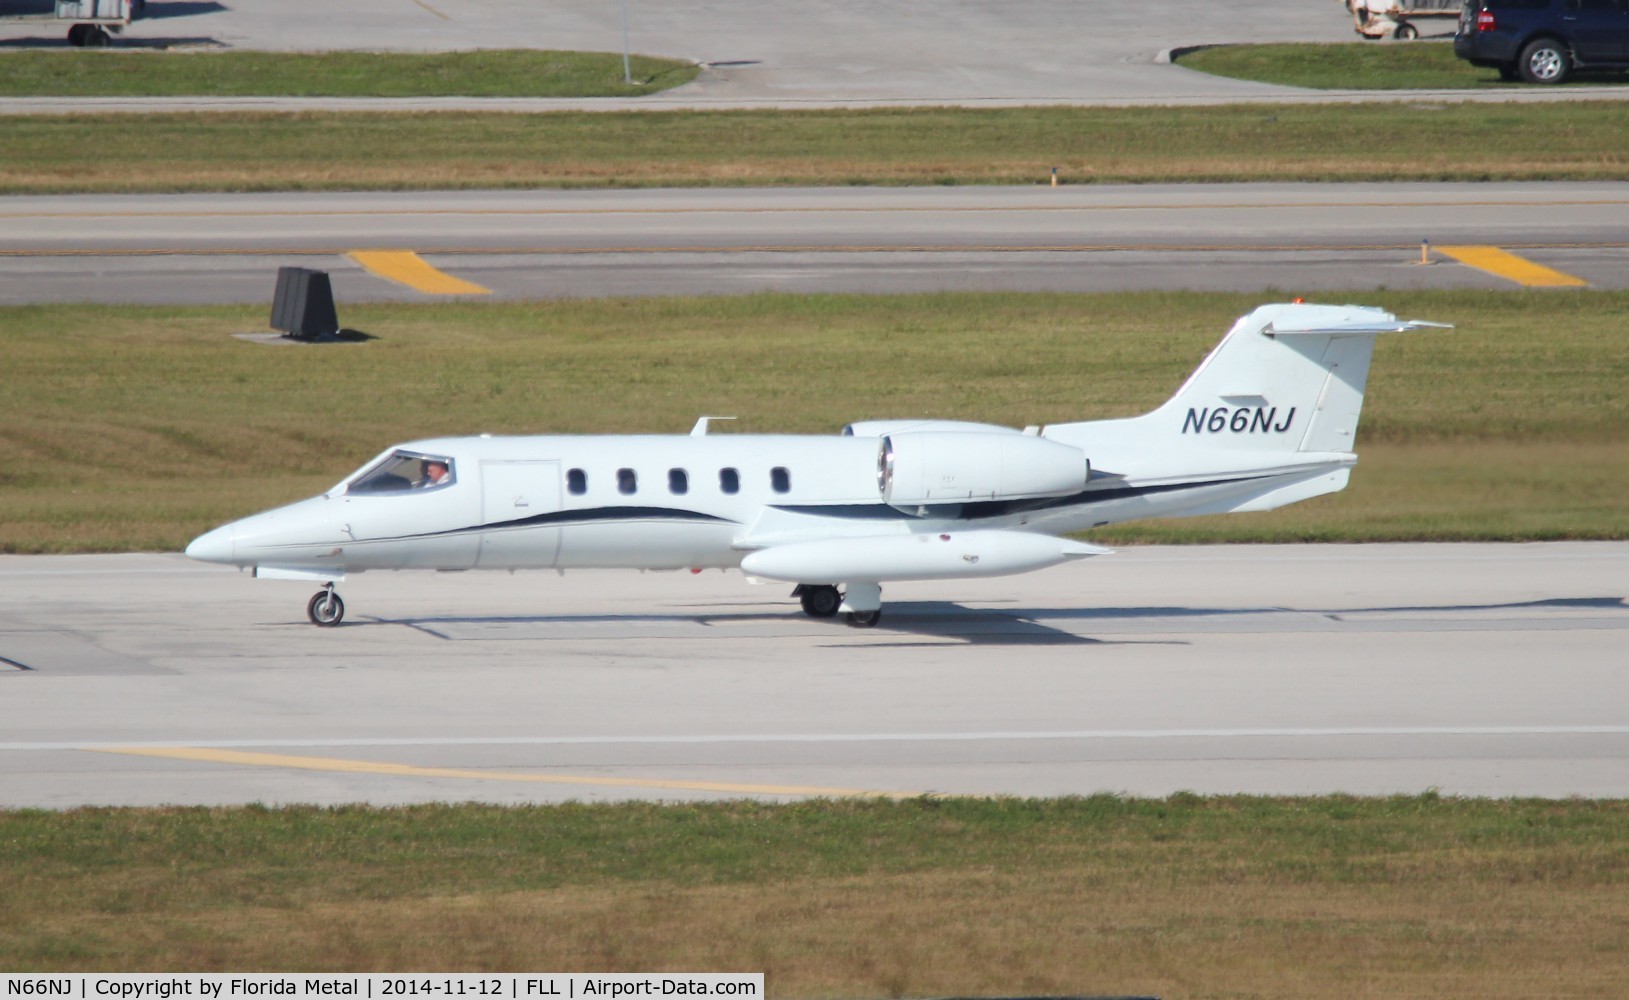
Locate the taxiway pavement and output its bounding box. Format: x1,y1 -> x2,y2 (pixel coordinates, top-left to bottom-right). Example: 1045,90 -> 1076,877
4,543 -> 1626,808
4,183 -> 1626,304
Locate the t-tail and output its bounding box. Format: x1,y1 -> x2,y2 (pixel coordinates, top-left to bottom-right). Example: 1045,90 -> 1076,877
1042,302 -> 1449,519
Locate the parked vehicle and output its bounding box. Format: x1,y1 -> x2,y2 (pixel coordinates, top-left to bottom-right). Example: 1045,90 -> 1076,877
1454,0 -> 1629,84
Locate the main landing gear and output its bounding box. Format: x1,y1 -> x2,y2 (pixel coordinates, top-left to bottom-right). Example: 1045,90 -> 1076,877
306,584 -> 345,627
796,584 -> 841,618
793,583 -> 883,628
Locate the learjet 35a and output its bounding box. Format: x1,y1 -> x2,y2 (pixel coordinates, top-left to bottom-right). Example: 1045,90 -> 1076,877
186,302 -> 1446,627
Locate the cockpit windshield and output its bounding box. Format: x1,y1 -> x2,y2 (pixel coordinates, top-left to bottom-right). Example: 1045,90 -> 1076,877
343,450 -> 456,495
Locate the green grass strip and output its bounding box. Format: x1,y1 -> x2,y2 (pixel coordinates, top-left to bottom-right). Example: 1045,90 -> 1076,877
2,795 -> 1627,992
0,50 -> 698,98
1177,40 -> 1629,90
2,290 -> 1626,552
5,102 -> 1629,193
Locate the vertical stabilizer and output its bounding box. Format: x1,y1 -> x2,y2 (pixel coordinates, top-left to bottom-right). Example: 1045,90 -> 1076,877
1047,303 -> 1447,458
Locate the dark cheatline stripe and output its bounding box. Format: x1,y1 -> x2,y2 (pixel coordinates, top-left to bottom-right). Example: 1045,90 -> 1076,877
396,505 -> 737,542
775,474 -> 1275,522
770,503 -> 916,521
290,477 -> 1278,554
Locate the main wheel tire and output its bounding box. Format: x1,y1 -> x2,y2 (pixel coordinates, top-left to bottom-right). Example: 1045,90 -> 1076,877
845,610 -> 881,628
1394,22 -> 1417,40
67,24 -> 87,46
1518,37 -> 1570,84
799,585 -> 841,619
85,26 -> 110,47
307,590 -> 345,627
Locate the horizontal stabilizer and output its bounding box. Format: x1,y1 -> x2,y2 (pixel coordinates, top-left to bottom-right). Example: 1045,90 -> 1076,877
1265,320 -> 1453,337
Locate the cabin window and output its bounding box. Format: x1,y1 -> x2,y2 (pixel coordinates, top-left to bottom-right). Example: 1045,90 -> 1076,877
719,467 -> 740,495
345,450 -> 455,495
669,468 -> 689,495
771,466 -> 791,494
567,468 -> 587,495
617,468 -> 638,495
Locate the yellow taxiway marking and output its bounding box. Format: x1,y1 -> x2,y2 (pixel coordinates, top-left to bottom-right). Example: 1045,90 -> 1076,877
89,746 -> 920,800
1437,245 -> 1588,288
348,250 -> 491,295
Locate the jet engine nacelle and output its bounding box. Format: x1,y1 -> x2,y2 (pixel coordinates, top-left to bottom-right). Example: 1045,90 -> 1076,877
879,431 -> 1089,507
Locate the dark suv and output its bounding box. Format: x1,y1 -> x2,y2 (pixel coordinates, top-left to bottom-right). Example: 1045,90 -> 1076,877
1454,0 -> 1629,84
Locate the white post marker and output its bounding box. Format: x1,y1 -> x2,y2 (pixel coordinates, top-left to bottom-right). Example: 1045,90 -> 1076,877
620,0 -> 632,84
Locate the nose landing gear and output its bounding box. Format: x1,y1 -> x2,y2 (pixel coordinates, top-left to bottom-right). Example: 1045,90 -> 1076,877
839,582 -> 883,628
306,584 -> 345,626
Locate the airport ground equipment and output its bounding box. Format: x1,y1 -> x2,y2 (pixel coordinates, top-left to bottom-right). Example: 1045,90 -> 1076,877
1348,0 -> 1460,40
0,0 -> 140,47
270,267 -> 342,341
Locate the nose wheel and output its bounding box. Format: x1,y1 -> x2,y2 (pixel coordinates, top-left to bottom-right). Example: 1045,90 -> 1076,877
307,585 -> 345,626
838,582 -> 883,629
845,609 -> 882,628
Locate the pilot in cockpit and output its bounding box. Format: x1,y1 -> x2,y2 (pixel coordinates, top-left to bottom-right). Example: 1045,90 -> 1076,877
416,459 -> 451,488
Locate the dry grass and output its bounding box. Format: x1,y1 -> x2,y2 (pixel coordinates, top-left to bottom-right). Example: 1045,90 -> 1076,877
4,103 -> 1629,194
19,876 -> 1627,996
1178,40 -> 1629,90
1,290 -> 1625,551
4,797 -> 1627,996
0,51 -> 698,98
1102,440 -> 1629,543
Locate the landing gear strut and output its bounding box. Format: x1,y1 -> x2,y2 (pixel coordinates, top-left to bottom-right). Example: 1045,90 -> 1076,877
839,582 -> 883,629
306,584 -> 345,626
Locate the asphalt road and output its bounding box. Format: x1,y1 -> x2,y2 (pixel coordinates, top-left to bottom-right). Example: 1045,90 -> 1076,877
4,183 -> 1627,304
0,0 -> 1389,106
4,544 -> 1626,808
7,0 -> 1629,111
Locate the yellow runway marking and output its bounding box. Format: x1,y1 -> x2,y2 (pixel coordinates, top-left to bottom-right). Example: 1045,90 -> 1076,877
90,746 -> 920,800
1438,245 -> 1588,288
348,250 -> 491,295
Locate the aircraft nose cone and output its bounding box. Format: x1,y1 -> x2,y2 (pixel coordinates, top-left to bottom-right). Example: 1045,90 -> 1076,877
185,524 -> 235,564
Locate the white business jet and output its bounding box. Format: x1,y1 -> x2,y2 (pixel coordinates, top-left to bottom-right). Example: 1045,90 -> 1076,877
186,302 -> 1446,628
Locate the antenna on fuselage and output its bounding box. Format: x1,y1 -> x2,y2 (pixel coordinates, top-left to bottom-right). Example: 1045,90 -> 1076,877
690,416 -> 737,436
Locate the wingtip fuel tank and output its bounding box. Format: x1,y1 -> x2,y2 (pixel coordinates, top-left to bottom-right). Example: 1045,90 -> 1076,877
739,530 -> 1111,585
